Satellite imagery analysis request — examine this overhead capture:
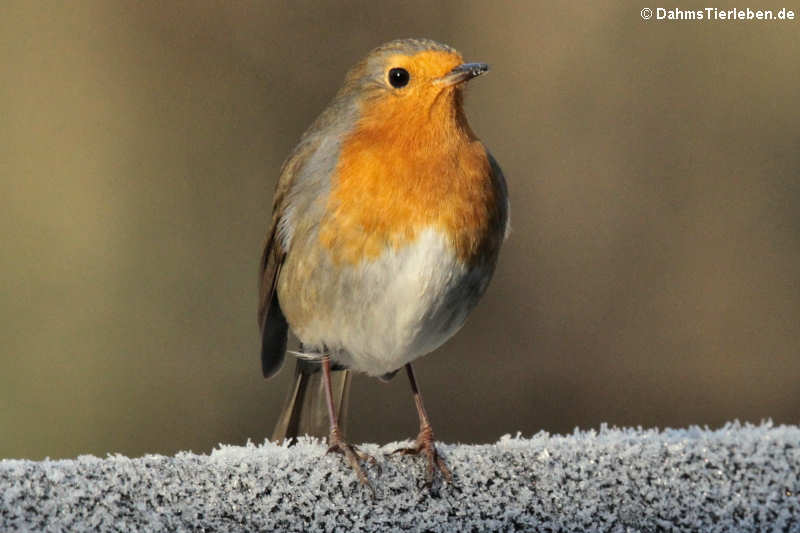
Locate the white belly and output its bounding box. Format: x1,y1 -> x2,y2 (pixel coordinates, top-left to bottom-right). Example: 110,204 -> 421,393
296,228 -> 488,377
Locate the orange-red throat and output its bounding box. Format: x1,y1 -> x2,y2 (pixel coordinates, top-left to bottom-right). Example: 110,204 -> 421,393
319,50 -> 496,266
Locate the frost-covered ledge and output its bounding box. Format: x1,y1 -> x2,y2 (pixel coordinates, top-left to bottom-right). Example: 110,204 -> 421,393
2,423 -> 799,532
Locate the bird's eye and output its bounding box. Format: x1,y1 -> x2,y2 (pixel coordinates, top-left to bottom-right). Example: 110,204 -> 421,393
388,68 -> 410,88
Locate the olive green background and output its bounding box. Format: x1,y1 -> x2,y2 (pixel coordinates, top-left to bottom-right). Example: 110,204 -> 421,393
2,1 -> 798,460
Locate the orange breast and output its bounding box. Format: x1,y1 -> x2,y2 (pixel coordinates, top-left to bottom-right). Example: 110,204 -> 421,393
318,90 -> 497,266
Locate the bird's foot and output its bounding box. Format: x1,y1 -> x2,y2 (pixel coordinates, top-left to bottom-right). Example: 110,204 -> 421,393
391,423 -> 452,485
327,427 -> 378,495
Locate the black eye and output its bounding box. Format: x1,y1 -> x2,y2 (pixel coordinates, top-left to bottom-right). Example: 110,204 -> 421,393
388,67 -> 410,88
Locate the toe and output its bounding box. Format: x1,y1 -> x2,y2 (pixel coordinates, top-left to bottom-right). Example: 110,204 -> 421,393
326,440 -> 378,495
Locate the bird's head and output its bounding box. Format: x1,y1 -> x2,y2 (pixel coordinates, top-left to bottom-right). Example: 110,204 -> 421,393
340,39 -> 488,131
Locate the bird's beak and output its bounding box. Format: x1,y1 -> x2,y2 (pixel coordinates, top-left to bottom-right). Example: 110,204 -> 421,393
435,62 -> 489,87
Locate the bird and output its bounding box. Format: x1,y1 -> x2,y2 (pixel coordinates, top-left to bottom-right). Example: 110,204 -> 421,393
258,38 -> 509,489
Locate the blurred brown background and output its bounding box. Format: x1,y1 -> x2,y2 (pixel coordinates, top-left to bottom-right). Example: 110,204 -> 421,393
1,1 -> 798,460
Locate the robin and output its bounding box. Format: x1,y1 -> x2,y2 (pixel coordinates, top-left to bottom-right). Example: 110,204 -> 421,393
258,38 -> 509,489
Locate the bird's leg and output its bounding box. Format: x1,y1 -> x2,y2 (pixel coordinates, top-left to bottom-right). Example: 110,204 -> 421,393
392,363 -> 452,484
322,355 -> 377,492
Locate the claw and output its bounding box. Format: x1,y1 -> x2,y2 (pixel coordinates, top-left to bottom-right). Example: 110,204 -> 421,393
390,424 -> 452,485
327,429 -> 378,496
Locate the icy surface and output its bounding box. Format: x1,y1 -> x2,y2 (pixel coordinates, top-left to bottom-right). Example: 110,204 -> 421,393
2,422 -> 799,532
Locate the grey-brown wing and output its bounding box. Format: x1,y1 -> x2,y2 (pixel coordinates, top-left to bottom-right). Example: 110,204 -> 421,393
258,222 -> 287,379
258,140 -> 318,379
488,151 -> 510,240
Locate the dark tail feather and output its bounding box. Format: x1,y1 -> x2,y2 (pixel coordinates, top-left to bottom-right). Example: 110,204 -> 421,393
272,358 -> 352,443
261,292 -> 288,379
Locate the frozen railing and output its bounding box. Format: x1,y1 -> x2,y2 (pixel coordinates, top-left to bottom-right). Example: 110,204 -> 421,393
2,422 -> 799,531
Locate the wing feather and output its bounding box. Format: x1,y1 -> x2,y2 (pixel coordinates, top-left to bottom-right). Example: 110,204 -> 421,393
258,139 -> 319,378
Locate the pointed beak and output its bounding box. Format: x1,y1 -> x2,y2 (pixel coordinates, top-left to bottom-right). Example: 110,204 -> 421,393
435,62 -> 489,87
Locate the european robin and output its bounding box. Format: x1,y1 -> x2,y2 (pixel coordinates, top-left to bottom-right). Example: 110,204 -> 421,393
258,38 -> 509,490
